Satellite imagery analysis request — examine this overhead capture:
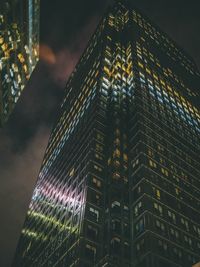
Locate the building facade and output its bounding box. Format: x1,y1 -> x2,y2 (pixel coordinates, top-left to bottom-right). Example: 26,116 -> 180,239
0,0 -> 39,126
13,1 -> 200,266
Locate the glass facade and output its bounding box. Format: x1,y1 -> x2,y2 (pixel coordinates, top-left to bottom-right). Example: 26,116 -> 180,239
0,0 -> 39,126
13,1 -> 200,266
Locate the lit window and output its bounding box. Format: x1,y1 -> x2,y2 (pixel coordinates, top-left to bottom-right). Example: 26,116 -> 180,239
156,189 -> 161,200
138,62 -> 144,68
89,207 -> 99,222
149,159 -> 157,168
92,177 -> 101,188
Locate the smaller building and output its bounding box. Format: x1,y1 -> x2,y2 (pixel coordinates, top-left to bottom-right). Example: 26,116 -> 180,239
0,0 -> 40,126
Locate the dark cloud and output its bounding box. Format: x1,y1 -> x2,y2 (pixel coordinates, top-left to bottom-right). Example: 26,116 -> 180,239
40,44 -> 56,64
0,127 -> 50,267
0,0 -> 199,266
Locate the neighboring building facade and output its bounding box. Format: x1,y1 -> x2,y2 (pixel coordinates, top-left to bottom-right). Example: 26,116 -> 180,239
13,1 -> 200,266
0,0 -> 39,126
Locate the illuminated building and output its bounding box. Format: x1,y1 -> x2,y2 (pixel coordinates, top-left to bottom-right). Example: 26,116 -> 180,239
0,0 -> 39,126
13,0 -> 200,266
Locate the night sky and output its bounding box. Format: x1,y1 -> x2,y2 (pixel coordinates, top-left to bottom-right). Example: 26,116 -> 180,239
0,0 -> 200,266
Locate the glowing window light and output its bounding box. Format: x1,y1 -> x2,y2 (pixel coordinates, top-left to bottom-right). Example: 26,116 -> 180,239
22,229 -> 37,238
27,211 -> 73,230
43,86 -> 96,169
146,80 -> 200,129
17,53 -> 25,63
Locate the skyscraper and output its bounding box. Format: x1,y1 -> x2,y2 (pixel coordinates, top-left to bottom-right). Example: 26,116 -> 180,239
13,1 -> 200,266
0,0 -> 39,126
